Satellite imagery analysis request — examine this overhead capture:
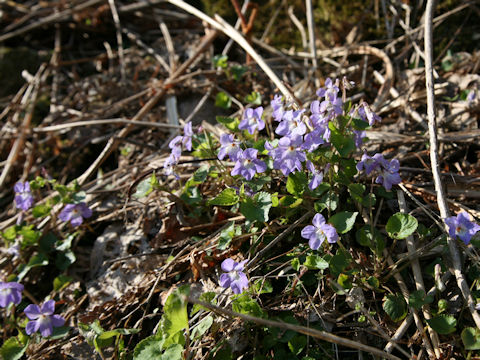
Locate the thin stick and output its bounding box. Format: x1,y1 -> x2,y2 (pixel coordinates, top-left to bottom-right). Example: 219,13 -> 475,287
166,0 -> 294,101
424,0 -> 480,329
108,0 -> 126,81
33,118 -> 182,133
305,0 -> 319,87
0,64 -> 47,187
397,190 -> 441,358
188,297 -> 402,360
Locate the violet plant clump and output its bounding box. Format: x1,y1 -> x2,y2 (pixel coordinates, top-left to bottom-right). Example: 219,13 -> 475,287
445,211 -> 480,245
24,300 -> 65,337
0,281 -> 24,308
219,258 -> 249,294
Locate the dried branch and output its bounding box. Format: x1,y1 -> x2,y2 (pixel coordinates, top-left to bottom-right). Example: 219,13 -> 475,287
424,0 -> 480,329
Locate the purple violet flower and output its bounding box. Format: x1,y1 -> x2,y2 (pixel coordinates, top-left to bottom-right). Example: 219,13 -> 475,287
445,212 -> 480,245
218,134 -> 242,161
168,122 -> 194,162
219,258 -> 249,294
301,213 -> 338,250
353,130 -> 366,148
275,109 -> 306,138
306,161 -> 324,190
375,158 -> 402,190
271,95 -> 285,122
0,282 -> 24,308
356,152 -> 383,175
24,300 -> 65,337
58,202 -> 92,227
14,182 -> 34,211
467,90 -> 476,104
360,102 -> 381,126
302,126 -> 329,152
231,148 -> 266,181
316,78 -> 340,101
239,107 -> 265,135
266,136 -> 306,176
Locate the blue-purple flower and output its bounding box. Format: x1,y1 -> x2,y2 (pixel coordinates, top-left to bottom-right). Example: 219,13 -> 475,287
375,158 -> 401,190
306,161 -> 324,190
445,212 -> 480,245
275,109 -> 306,138
231,148 -> 266,180
169,122 -> 193,154
24,300 -> 65,337
271,95 -> 285,122
239,107 -> 264,135
351,102 -> 381,126
301,213 -> 338,250
218,134 -> 242,161
353,130 -> 366,148
0,282 -> 24,308
266,136 -> 306,176
356,152 -> 383,175
59,202 -> 92,227
219,258 -> 249,294
14,182 -> 34,211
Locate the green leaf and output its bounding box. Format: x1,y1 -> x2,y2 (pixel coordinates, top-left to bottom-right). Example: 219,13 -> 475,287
230,65 -> 247,81
348,184 -> 365,203
383,294 -> 408,322
304,255 -> 329,270
19,225 -> 41,247
2,226 -> 17,242
232,294 -> 265,318
329,124 -> 356,157
239,192 -> 272,223
355,226 -> 385,255
244,91 -> 262,105
216,116 -> 239,132
462,327 -> 480,350
315,192 -> 338,212
53,274 -> 73,291
190,315 -> 213,340
160,344 -> 183,360
352,118 -> 370,130
252,279 -> 273,294
191,292 -> 216,316
329,211 -> 358,234
50,326 -> 71,340
408,290 -> 434,310
386,213 -> 418,239
133,175 -> 155,198
426,315 -> 456,334
55,250 -> 76,270
213,54 -> 228,69
215,92 -> 232,109
17,252 -> 49,281
159,285 -> 189,347
208,188 -> 239,206
288,335 -> 306,355
72,191 -> 86,204
133,334 -> 165,360
32,204 -> 51,218
0,337 -> 28,360
217,222 -> 241,251
185,166 -> 209,189
286,172 -> 307,197
328,250 -> 351,277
